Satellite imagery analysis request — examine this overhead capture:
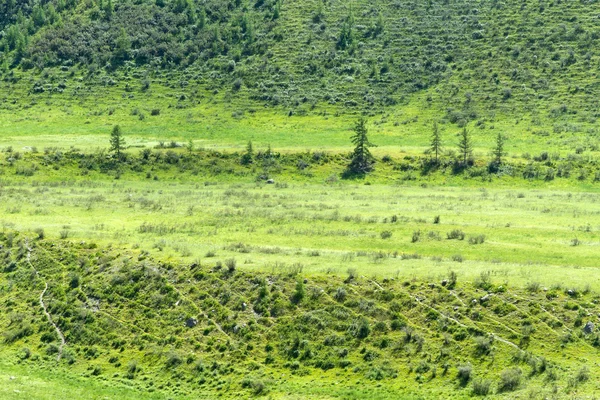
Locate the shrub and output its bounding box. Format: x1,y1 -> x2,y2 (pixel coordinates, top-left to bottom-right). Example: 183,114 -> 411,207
165,352 -> 183,369
346,268 -> 357,280
241,377 -> 268,395
411,230 -> 421,243
474,336 -> 493,355
349,317 -> 371,339
35,227 -> 45,240
498,368 -> 521,392
334,287 -> 347,302
225,258 -> 237,272
526,282 -> 540,293
380,230 -> 392,239
457,363 -> 473,385
474,271 -> 492,290
468,235 -> 485,245
451,254 -> 464,263
472,378 -> 492,396
570,366 -> 590,387
447,270 -> 458,289
447,229 -> 465,240
291,279 -> 305,304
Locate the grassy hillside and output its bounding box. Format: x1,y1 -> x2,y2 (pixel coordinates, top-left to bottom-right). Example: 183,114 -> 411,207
0,0 -> 599,152
2,2 -> 600,398
2,231 -> 600,399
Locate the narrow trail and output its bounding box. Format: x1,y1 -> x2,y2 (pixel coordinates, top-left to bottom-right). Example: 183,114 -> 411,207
26,240 -> 66,361
39,282 -> 66,361
367,277 -> 524,353
171,284 -> 231,340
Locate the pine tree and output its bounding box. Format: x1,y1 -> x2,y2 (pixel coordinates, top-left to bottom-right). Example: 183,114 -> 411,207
261,144 -> 276,177
347,118 -> 376,175
457,127 -> 473,166
241,141 -> 253,165
492,132 -> 506,164
109,125 -> 125,159
430,121 -> 442,163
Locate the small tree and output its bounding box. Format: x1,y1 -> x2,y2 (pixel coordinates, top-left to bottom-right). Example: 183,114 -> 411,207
347,118 -> 376,175
430,121 -> 442,163
492,132 -> 506,164
241,140 -> 253,165
457,127 -> 473,166
186,139 -> 194,154
109,125 -> 125,159
261,144 -> 276,178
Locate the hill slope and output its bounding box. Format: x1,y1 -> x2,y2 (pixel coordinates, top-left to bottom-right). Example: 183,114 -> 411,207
2,232 -> 600,398
1,0 -> 599,126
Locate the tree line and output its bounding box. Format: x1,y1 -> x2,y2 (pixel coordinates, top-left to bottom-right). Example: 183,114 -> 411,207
108,120 -> 506,179
344,118 -> 506,177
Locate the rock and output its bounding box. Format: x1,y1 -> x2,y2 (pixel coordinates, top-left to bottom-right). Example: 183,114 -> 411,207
480,294 -> 491,302
453,306 -> 459,311
185,318 -> 198,328
242,302 -> 247,311
428,283 -> 435,288
441,280 -> 448,287
303,279 -> 308,284
567,289 -> 575,296
584,322 -> 595,334
266,179 -> 275,184
472,299 -> 478,305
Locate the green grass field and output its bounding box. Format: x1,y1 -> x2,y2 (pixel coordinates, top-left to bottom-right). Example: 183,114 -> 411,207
1,152 -> 600,290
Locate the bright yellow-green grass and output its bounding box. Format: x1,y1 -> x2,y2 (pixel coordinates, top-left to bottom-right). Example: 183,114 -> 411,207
0,358 -> 164,400
2,166 -> 599,291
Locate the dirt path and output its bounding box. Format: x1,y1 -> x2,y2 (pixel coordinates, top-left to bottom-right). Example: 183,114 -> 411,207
26,240 -> 66,361
39,282 -> 66,361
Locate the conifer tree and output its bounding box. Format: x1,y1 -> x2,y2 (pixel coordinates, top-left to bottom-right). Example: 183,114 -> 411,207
109,125 -> 125,159
430,121 -> 442,163
457,127 -> 473,166
492,132 -> 506,164
347,118 -> 376,175
241,141 -> 253,165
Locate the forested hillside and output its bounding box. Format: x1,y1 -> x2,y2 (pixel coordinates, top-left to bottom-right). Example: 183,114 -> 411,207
1,0 -> 599,123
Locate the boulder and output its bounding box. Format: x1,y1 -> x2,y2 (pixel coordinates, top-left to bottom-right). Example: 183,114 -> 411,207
266,179 -> 275,184
584,321 -> 594,334
185,318 -> 198,328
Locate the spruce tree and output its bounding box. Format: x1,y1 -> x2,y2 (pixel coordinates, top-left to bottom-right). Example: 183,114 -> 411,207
457,127 -> 473,166
109,125 -> 125,159
430,121 -> 442,163
241,141 -> 253,165
492,132 -> 506,164
347,118 -> 376,175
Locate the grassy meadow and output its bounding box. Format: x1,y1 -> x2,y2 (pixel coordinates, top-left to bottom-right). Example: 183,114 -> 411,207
1,139 -> 600,399
1,152 -> 600,290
